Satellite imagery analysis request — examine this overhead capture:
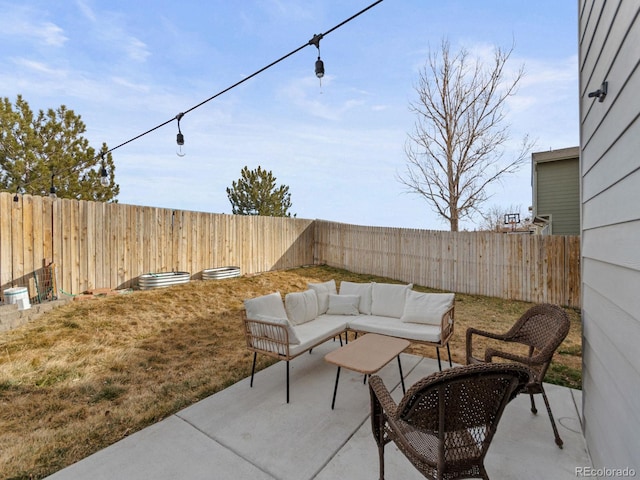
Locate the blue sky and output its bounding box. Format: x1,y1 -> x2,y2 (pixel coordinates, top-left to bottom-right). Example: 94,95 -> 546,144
0,0 -> 579,230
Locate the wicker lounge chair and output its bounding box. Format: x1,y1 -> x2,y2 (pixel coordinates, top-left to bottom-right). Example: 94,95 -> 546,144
369,363 -> 531,480
465,303 -> 571,448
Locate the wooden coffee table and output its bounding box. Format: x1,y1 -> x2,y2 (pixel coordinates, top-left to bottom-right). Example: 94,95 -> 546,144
324,333 -> 410,409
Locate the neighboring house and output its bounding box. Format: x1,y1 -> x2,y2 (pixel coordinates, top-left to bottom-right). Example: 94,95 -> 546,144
580,0 -> 640,473
531,146 -> 580,235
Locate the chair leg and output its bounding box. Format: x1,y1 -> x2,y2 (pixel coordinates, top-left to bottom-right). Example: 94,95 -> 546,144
331,367 -> 341,410
530,393 -> 538,414
436,347 -> 442,371
397,355 -> 406,394
446,343 -> 452,367
540,386 -> 563,448
250,352 -> 257,387
378,442 -> 386,480
286,361 -> 290,404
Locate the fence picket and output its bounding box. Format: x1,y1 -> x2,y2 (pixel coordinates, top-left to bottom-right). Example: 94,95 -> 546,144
0,193 -> 580,307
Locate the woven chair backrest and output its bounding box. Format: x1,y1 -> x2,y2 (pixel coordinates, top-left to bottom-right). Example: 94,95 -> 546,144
398,364 -> 530,436
507,304 -> 570,357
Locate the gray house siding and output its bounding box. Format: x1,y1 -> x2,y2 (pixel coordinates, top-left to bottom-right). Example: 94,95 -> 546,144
533,149 -> 580,235
579,0 -> 640,472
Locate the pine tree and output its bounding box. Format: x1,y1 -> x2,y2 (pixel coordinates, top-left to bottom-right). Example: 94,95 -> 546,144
0,95 -> 119,201
226,166 -> 293,217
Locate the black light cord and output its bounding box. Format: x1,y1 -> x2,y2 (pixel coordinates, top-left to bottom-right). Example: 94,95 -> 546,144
102,0 -> 384,157
7,0 -> 384,195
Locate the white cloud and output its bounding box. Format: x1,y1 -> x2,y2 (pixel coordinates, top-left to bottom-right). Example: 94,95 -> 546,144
0,12 -> 67,48
39,22 -> 68,47
75,0 -> 97,22
124,37 -> 151,62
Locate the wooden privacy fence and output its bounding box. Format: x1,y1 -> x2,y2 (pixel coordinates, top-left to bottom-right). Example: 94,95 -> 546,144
1,193 -> 580,307
314,220 -> 580,307
0,193 -> 315,296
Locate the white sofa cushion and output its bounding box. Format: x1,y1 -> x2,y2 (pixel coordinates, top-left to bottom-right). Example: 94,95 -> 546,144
285,289 -> 319,325
288,315 -> 349,356
326,294 -> 360,315
253,314 -> 301,344
307,279 -> 337,314
244,292 -> 288,320
371,282 -> 413,318
401,291 -> 455,325
349,315 -> 442,343
339,281 -> 372,314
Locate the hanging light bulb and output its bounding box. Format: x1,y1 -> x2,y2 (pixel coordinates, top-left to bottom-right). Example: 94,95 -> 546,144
49,175 -> 57,199
315,56 -> 324,79
176,112 -> 186,157
100,154 -> 109,187
309,33 -> 325,90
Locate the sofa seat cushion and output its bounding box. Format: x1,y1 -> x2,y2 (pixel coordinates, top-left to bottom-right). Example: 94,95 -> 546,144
288,315 -> 349,356
348,315 -> 442,343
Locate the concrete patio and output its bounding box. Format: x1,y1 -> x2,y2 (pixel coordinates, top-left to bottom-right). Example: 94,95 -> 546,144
47,341 -> 591,479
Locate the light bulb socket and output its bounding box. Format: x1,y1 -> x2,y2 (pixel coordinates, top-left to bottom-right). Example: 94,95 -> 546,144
176,132 -> 185,146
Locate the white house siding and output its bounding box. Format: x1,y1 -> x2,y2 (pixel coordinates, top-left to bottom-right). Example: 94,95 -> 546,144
580,0 -> 640,472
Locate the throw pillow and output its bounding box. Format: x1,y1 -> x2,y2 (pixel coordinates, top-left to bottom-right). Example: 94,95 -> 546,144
371,282 -> 413,318
307,279 -> 337,314
401,291 -> 455,325
285,289 -> 319,325
339,281 -> 372,314
326,294 -> 360,316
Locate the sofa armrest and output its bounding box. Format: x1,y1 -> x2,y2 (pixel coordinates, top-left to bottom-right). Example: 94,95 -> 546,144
440,305 -> 455,344
242,311 -> 291,359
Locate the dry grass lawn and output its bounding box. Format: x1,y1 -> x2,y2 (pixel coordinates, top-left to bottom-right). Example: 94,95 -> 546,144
0,265 -> 582,479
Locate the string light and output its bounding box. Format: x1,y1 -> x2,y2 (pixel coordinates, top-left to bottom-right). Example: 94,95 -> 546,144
175,113 -> 186,157
5,0 -> 384,195
49,175 -> 57,199
100,153 -> 109,187
97,0 -> 383,159
309,33 -> 325,89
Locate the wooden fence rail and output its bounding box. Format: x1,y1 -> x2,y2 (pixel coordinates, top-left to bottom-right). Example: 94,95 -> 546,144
0,193 -> 580,307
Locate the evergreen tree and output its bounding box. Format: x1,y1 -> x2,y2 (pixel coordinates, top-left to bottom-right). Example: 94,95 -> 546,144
227,166 -> 293,217
0,95 -> 118,201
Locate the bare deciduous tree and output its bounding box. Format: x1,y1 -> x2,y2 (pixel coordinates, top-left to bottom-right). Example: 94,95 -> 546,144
398,39 -> 535,231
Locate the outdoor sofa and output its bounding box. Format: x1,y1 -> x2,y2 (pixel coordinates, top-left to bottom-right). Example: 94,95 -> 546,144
242,280 -> 455,402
